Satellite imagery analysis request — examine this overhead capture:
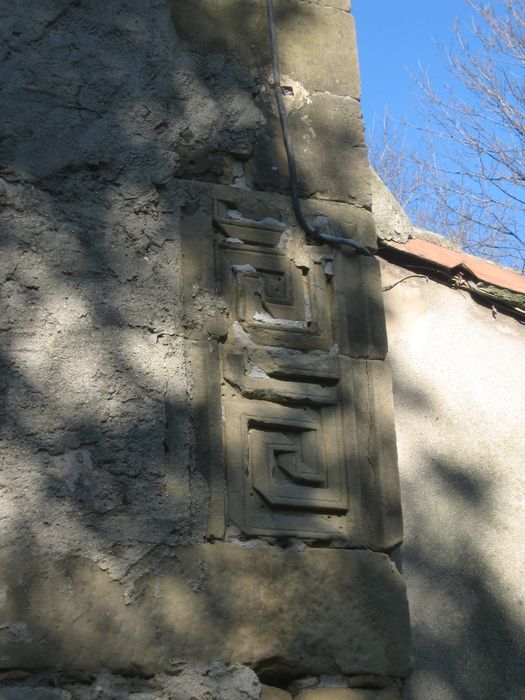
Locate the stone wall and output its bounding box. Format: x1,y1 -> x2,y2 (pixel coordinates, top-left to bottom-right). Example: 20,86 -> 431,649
0,1 -> 409,697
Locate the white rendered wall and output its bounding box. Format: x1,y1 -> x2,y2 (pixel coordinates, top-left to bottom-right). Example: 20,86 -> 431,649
380,258 -> 525,700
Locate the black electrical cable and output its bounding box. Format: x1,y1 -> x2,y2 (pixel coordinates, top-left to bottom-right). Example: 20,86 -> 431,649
265,0 -> 372,257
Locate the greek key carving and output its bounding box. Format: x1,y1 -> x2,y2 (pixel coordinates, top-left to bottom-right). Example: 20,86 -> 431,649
180,184 -> 401,548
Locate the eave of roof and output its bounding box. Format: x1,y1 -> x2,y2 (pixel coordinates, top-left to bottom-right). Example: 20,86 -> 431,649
381,237 -> 525,317
385,238 -> 525,293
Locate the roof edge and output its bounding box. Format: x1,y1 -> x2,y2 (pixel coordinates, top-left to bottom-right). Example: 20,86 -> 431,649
380,237 -> 525,317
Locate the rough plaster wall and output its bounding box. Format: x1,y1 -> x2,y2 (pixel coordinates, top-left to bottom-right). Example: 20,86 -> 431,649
0,0 -> 378,601
0,0 -> 336,603
0,0 -> 266,681
380,259 -> 525,700
0,664 -> 263,700
0,0 -> 220,595
0,0 -> 370,590
0,0 -> 409,693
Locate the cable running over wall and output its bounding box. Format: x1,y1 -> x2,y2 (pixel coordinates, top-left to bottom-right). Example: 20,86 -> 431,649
265,0 -> 372,257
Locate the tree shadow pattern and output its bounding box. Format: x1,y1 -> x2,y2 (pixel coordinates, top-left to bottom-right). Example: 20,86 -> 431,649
0,1 -> 522,698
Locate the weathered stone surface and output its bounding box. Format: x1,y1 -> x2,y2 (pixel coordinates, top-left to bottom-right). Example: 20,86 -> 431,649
0,0 -> 409,691
222,349 -> 339,405
295,690 -> 401,700
171,0 -> 359,97
155,665 -> 261,700
177,180 -> 400,548
223,398 -> 358,540
0,544 -> 410,678
1,1 -> 265,187
302,199 -> 377,251
252,93 -> 370,205
171,0 -> 266,69
0,691 -> 71,700
290,677 -> 321,692
340,358 -> 403,551
261,685 -> 293,700
181,181 -> 375,250
284,94 -> 368,204
222,357 -> 401,550
186,340 -> 225,539
334,253 -> 388,360
0,0 -> 260,596
275,1 -> 360,97
308,0 -> 351,10
0,667 -> 264,700
346,676 -> 398,689
216,219 -> 335,351
370,168 -> 412,244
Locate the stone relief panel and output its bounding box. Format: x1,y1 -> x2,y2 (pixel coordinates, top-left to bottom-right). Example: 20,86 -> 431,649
180,183 -> 401,550
216,215 -> 333,351
222,399 -> 356,540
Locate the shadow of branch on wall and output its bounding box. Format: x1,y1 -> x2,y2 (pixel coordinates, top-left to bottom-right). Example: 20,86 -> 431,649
401,460 -> 525,700
390,376 -> 525,700
0,0 -> 391,685
1,1 -> 522,698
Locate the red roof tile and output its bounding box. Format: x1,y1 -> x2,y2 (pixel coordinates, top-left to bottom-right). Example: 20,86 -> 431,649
386,238 -> 525,294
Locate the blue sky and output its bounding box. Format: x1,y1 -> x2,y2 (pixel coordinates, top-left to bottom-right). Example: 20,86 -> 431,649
351,1 -> 525,269
352,1 -> 475,136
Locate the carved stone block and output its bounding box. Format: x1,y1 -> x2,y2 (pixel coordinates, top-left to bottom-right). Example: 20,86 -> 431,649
342,358 -> 402,550
223,399 -> 357,540
171,0 -> 360,98
0,545 -> 411,677
334,250 -> 388,360
295,691 -> 402,700
223,247 -> 304,322
252,93 -> 370,207
261,686 -> 292,700
223,350 -> 338,405
216,215 -> 334,350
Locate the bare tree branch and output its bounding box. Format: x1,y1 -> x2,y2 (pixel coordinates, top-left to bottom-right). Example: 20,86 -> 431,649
369,0 -> 525,272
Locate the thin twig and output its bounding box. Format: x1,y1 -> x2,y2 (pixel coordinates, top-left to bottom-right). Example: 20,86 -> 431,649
382,274 -> 429,292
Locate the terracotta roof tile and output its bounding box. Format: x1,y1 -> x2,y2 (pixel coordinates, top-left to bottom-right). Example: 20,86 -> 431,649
386,238 -> 525,294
